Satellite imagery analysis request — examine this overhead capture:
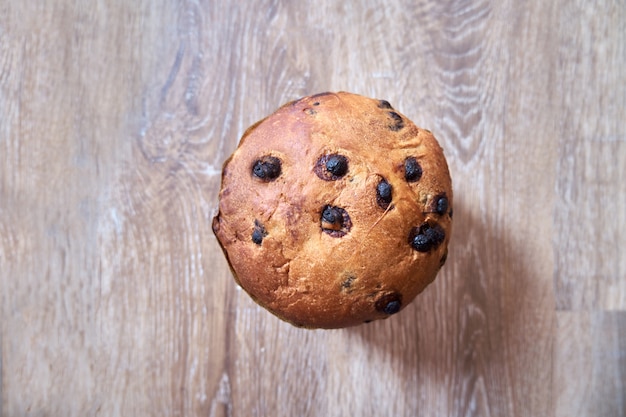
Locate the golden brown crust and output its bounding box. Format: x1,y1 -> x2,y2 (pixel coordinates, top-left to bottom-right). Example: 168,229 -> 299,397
212,92 -> 453,328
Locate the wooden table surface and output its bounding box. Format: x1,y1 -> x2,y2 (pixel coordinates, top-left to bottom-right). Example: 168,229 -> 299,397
1,1 -> 625,416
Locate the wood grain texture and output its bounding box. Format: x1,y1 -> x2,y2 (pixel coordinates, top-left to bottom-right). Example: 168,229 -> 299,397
1,1 -> 624,416
553,0 -> 626,311
555,312 -> 626,417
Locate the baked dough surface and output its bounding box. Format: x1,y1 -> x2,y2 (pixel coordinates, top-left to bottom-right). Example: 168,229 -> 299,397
213,92 -> 453,328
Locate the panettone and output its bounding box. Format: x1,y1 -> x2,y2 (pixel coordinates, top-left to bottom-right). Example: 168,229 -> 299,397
212,92 -> 452,329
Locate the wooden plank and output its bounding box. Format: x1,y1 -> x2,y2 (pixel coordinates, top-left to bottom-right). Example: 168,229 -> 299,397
555,312 -> 626,417
553,0 -> 626,311
0,1 -> 232,415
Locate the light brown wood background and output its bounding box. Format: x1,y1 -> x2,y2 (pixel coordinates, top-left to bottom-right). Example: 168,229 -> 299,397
1,1 -> 624,416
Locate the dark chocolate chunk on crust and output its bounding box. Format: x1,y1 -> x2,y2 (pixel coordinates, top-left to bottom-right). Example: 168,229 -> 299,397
252,156 -> 282,181
375,293 -> 402,315
321,205 -> 352,237
251,220 -> 268,245
315,154 -> 349,180
425,193 -> 450,216
378,100 -> 394,109
436,195 -> 449,215
404,157 -> 423,182
376,178 -> 393,209
409,222 -> 446,252
310,92 -> 333,99
387,111 -> 404,131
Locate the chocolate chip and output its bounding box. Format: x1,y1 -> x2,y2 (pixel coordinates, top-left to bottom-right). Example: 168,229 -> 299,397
310,92 -> 332,99
378,100 -> 394,109
375,293 -> 402,315
315,154 -> 349,181
376,178 -> 392,209
211,215 -> 221,234
251,220 -> 267,245
384,301 -> 401,314
409,222 -> 446,252
436,195 -> 449,215
322,206 -> 341,224
252,156 -> 281,181
404,157 -> 422,182
387,111 -> 404,131
426,193 -> 450,215
321,205 -> 352,237
313,101 -> 320,106
251,230 -> 263,244
325,155 -> 348,177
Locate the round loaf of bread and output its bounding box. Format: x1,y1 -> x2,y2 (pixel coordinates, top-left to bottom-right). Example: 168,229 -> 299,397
212,92 -> 452,329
